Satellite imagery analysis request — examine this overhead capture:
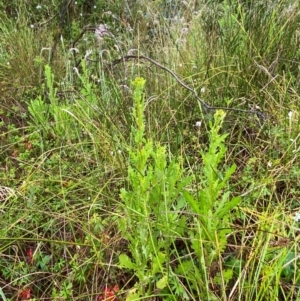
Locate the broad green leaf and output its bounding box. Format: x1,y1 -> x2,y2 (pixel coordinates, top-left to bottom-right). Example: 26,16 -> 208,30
156,275 -> 168,289
151,252 -> 166,274
119,253 -> 137,270
126,288 -> 141,301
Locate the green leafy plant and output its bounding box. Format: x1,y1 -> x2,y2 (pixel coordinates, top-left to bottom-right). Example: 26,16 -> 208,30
118,77 -> 191,299
176,110 -> 241,299
117,79 -> 249,300
28,63 -> 96,141
189,110 -> 240,262
28,95 -> 50,131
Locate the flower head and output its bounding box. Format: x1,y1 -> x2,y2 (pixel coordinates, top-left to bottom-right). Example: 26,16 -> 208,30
95,24 -> 111,41
294,212 -> 300,222
195,121 -> 202,128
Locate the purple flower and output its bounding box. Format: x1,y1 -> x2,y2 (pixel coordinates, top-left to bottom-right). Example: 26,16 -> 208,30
95,24 -> 111,41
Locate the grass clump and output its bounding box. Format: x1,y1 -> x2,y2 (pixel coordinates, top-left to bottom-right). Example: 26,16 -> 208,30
1,0 -> 300,300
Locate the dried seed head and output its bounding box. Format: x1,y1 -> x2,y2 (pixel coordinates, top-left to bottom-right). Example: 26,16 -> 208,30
0,186 -> 15,201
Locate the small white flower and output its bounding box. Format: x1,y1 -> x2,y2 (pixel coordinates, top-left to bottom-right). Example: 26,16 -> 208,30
36,5 -> 42,9
288,110 -> 293,120
93,5 -> 97,9
80,13 -> 83,17
30,24 -> 34,28
293,212 -> 300,222
200,87 -> 205,93
181,27 -> 189,35
267,161 -> 272,168
195,121 -> 202,127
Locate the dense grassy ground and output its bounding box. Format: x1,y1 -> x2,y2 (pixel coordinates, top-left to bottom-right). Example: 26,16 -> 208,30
1,0 -> 300,300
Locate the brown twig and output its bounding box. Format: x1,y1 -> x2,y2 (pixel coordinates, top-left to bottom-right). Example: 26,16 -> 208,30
108,55 -> 269,119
